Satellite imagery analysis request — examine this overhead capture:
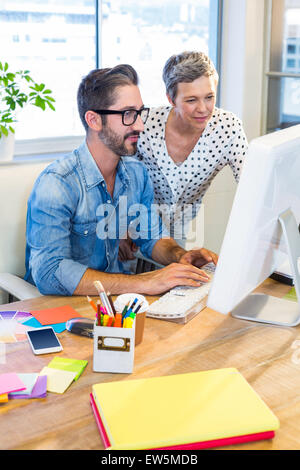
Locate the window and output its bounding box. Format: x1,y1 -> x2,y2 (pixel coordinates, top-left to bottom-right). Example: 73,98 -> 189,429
100,0 -> 222,108
0,0 -> 222,156
264,0 -> 300,134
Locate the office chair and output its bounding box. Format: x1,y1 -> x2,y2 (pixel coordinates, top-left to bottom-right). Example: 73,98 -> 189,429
0,160 -> 48,303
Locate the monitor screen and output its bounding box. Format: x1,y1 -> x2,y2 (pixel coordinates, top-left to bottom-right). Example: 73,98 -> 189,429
207,124 -> 300,323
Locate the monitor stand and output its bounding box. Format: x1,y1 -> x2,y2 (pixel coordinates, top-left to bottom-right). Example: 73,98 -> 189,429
231,209 -> 300,327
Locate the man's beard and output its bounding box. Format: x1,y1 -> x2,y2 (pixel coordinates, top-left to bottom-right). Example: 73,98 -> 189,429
98,126 -> 139,156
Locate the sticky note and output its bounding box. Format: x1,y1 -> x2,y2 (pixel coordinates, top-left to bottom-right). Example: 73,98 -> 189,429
47,357 -> 88,381
23,317 -> 66,333
0,393 -> 8,403
30,305 -> 80,326
0,372 -> 26,395
39,366 -> 77,394
10,375 -> 47,399
9,373 -> 38,397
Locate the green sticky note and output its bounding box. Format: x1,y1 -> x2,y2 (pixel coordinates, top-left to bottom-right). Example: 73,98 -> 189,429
283,287 -> 297,302
47,357 -> 88,381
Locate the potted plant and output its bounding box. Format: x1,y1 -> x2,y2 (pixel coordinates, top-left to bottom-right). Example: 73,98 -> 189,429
0,61 -> 55,161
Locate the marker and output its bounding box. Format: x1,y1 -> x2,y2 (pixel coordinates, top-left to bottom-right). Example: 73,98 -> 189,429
129,310 -> 136,320
123,298 -> 139,319
123,317 -> 134,328
121,301 -> 131,319
114,313 -> 122,328
96,300 -> 101,325
87,295 -> 97,313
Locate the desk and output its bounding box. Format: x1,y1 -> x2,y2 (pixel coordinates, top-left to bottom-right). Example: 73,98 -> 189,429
0,278 -> 300,450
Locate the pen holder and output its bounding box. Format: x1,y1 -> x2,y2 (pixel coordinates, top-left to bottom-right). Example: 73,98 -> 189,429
135,311 -> 145,346
93,320 -> 135,374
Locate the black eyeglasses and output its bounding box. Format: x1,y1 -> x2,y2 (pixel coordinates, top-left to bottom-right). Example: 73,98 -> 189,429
91,107 -> 150,126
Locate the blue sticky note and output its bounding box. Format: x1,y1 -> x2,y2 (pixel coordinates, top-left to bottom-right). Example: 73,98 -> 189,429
23,317 -> 66,333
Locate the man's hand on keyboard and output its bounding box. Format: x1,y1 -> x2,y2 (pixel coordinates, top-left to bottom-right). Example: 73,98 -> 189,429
139,262 -> 212,295
178,248 -> 218,269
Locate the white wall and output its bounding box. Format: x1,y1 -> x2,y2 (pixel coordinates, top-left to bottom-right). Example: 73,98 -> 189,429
203,0 -> 266,253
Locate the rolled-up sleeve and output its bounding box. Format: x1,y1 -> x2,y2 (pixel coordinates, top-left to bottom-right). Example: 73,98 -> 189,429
26,172 -> 88,295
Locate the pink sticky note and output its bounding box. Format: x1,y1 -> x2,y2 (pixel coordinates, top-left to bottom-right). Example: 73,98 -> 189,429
0,373 -> 26,395
30,305 -> 81,326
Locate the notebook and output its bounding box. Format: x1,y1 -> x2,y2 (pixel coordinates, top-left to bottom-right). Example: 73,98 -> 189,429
91,368 -> 279,450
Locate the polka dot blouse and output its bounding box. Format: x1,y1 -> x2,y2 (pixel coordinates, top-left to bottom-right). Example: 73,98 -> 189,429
136,106 -> 248,236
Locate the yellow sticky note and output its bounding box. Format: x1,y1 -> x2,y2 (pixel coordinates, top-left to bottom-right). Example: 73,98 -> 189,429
39,366 -> 76,394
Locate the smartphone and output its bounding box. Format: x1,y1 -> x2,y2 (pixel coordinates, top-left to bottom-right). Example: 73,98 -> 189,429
26,327 -> 63,355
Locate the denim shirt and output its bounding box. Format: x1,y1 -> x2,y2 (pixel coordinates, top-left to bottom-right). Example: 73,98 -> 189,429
25,140 -> 161,295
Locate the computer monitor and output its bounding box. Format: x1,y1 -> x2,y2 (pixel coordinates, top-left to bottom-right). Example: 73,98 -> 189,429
207,124 -> 300,327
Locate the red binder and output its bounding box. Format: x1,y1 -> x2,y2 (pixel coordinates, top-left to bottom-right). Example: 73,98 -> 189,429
90,393 -> 275,450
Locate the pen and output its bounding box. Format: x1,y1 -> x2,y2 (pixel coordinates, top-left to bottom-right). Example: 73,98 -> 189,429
107,291 -> 116,315
134,304 -> 142,314
129,297 -> 138,311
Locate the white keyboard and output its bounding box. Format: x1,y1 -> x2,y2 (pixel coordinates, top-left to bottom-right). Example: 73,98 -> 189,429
146,263 -> 215,323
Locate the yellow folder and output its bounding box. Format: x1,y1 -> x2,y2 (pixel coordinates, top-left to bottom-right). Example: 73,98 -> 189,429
92,368 -> 279,450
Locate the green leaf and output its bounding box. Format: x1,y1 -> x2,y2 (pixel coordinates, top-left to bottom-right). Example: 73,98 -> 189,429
0,125 -> 8,136
34,95 -> 46,110
6,72 -> 15,81
44,95 -> 55,102
46,101 -> 55,111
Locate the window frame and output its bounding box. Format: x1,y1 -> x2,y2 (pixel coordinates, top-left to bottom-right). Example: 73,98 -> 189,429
262,0 -> 300,134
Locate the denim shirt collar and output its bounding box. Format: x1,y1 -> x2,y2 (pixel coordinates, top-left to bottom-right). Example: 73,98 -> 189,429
76,140 -> 130,191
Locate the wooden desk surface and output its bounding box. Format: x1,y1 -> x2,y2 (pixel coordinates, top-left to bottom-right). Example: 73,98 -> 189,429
1,278 -> 299,450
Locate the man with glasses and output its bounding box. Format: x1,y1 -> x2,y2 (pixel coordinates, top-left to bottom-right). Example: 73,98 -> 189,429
25,65 -> 217,296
